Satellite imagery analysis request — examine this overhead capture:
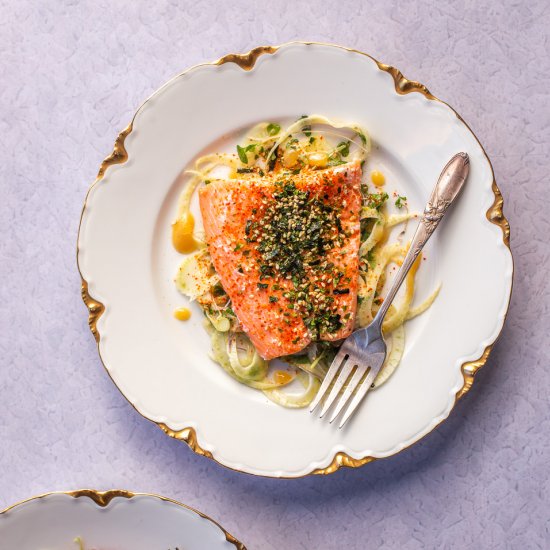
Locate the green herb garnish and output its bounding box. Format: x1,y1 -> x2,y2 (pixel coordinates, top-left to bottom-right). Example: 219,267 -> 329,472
267,123 -> 281,136
267,146 -> 278,171
250,181 -> 345,337
328,154 -> 345,167
337,140 -> 350,157
367,250 -> 376,269
237,144 -> 256,164
366,192 -> 389,211
395,195 -> 407,209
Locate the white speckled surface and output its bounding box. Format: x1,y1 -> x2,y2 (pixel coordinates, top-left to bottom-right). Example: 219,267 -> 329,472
0,1 -> 548,548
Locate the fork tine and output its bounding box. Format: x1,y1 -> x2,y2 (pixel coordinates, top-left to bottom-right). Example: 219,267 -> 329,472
318,360 -> 356,418
338,367 -> 378,429
328,364 -> 369,424
309,347 -> 348,413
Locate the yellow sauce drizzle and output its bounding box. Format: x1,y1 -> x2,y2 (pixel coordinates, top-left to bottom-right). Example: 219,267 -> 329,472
274,370 -> 294,384
174,307 -> 191,321
370,170 -> 385,187
172,212 -> 198,253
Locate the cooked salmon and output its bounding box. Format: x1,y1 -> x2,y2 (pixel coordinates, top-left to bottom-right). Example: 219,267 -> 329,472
199,161 -> 362,360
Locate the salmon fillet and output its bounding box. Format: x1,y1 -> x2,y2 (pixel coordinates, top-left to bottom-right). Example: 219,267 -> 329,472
199,161 -> 362,360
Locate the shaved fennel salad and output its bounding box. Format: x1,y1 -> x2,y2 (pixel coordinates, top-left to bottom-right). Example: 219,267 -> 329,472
172,115 -> 439,408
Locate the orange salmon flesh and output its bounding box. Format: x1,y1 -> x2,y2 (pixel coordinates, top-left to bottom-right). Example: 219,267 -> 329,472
199,161 -> 362,360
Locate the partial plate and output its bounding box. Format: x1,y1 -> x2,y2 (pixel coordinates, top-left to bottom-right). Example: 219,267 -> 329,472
0,490 -> 245,549
77,42 -> 513,477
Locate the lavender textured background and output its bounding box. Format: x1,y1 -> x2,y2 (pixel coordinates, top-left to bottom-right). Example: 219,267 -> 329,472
1,1 -> 549,548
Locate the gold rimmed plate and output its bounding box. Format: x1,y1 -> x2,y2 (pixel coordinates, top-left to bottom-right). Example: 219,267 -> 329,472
0,490 -> 245,549
77,42 -> 513,477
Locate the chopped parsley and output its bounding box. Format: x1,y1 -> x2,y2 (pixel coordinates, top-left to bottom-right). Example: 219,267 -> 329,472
246,180 -> 347,337
267,122 -> 281,136
333,288 -> 350,295
327,142 -> 350,166
365,192 -> 389,211
237,144 -> 256,164
285,137 -> 299,149
328,152 -> 345,166
267,146 -> 278,171
395,195 -> 407,209
366,250 -> 376,269
337,140 -> 350,158
212,283 -> 226,297
244,219 -> 258,239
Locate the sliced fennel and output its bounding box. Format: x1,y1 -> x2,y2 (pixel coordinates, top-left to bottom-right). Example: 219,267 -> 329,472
359,217 -> 384,257
407,285 -> 441,320
227,333 -> 269,381
263,371 -> 320,408
175,153 -> 239,218
356,242 -> 405,328
175,249 -> 218,300
208,328 -> 292,390
206,312 -> 231,332
382,256 -> 421,334
386,212 -> 419,228
266,114 -> 370,164
282,348 -> 328,381
170,115 -> 440,407
373,325 -> 405,388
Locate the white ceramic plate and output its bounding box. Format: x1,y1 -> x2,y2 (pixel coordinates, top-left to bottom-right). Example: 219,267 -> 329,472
77,42 -> 513,478
0,490 -> 245,550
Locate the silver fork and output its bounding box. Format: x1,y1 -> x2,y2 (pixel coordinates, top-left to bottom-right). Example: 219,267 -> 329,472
310,152 -> 470,428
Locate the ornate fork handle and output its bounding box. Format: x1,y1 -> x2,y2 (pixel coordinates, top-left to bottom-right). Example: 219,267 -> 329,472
422,199 -> 451,230
373,152 -> 470,328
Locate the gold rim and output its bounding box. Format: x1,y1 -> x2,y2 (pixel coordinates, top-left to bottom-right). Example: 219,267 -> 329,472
0,489 -> 246,549
77,41 -> 513,478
